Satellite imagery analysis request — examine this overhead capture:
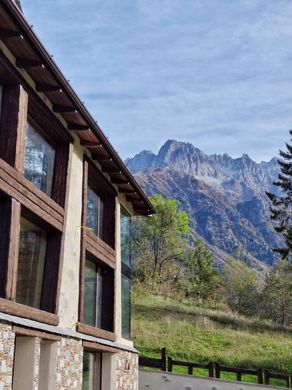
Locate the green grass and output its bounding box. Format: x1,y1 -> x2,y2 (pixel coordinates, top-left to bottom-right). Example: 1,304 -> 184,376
132,290 -> 292,387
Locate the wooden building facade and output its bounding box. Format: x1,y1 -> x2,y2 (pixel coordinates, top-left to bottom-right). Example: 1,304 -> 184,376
0,1 -> 154,389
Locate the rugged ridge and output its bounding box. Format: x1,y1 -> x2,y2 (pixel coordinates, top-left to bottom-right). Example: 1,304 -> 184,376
126,140 -> 281,268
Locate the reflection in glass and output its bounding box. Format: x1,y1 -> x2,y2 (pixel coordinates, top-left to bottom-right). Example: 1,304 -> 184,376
121,210 -> 131,267
16,217 -> 47,309
82,352 -> 101,390
122,275 -> 131,339
86,187 -> 103,237
84,259 -> 103,328
24,122 -> 55,196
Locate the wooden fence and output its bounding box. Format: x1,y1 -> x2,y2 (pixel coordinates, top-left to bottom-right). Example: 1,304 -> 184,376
139,348 -> 292,388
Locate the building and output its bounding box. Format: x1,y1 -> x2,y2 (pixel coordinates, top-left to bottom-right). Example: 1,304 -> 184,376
0,1 -> 154,389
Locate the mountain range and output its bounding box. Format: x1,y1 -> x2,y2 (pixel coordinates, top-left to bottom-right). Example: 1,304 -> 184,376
126,140 -> 282,270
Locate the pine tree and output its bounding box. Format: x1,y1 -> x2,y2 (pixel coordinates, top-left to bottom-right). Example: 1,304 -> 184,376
266,130 -> 292,262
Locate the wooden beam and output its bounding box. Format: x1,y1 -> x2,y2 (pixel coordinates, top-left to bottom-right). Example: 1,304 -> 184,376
102,167 -> 122,174
80,140 -> 102,148
0,30 -> 23,39
53,105 -> 77,113
118,188 -> 136,194
13,326 -> 61,341
126,196 -> 142,203
83,341 -> 119,354
68,123 -> 89,131
16,59 -> 45,69
111,178 -> 129,185
36,84 -> 62,93
92,155 -> 113,162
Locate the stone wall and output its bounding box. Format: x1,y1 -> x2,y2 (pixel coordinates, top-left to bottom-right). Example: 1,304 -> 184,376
0,323 -> 15,390
116,351 -> 139,390
55,337 -> 83,390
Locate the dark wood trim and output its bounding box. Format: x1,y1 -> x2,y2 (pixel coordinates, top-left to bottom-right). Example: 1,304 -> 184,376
83,341 -> 119,354
0,159 -> 63,231
77,322 -> 116,342
53,105 -> 76,114
13,326 -> 61,341
0,299 -> 59,325
36,84 -> 62,93
0,84 -> 28,171
80,141 -> 102,148
16,59 -> 44,69
0,30 -> 23,39
68,123 -> 89,131
6,198 -> 21,300
85,232 -> 116,269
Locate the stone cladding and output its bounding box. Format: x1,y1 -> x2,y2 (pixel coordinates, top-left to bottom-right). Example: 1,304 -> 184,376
0,323 -> 15,390
116,350 -> 139,390
55,337 -> 83,390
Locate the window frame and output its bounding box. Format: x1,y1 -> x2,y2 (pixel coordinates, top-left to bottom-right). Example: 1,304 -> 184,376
0,66 -> 73,325
78,158 -> 117,341
82,350 -> 102,390
120,207 -> 132,340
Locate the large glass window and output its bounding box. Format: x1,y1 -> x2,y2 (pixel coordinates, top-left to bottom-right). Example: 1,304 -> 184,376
82,351 -> 102,390
16,217 -> 47,309
121,208 -> 132,339
24,122 -> 56,196
86,187 -> 104,237
84,259 -> 103,328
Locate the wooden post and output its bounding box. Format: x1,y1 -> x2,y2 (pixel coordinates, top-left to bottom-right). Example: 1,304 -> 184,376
237,372 -> 242,382
188,364 -> 193,375
0,84 -> 28,171
258,368 -> 264,384
215,363 -> 220,379
161,348 -> 166,371
264,369 -> 270,385
208,362 -> 214,378
167,356 -> 172,373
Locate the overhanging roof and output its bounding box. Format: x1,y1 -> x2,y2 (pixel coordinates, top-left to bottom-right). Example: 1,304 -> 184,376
0,0 -> 154,215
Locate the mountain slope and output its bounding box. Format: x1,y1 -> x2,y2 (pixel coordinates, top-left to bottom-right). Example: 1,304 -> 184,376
126,140 -> 281,267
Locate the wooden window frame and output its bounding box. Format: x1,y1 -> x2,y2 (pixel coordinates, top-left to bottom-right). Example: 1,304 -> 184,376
78,158 -> 117,342
82,350 -> 103,390
0,68 -> 73,325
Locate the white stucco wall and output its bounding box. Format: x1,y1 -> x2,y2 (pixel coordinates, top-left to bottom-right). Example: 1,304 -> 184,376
58,140 -> 84,328
139,370 -> 284,390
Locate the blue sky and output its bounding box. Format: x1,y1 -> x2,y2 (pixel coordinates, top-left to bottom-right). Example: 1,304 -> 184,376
21,0 -> 292,161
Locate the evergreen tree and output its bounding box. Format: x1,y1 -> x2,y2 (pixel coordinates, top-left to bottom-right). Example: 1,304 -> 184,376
266,130 -> 292,262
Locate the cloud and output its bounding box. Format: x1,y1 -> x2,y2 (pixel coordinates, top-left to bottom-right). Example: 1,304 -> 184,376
21,0 -> 292,161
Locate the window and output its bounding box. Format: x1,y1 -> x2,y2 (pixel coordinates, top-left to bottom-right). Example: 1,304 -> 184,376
86,187 -> 103,237
24,122 -> 56,196
84,159 -> 116,248
121,208 -> 132,339
84,259 -> 103,328
83,255 -> 114,333
16,217 -> 47,309
83,351 -> 102,390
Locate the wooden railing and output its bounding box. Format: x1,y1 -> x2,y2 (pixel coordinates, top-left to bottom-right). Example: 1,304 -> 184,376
139,348 -> 292,388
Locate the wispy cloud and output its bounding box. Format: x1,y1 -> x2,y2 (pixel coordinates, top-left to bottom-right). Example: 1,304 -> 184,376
21,0 -> 292,161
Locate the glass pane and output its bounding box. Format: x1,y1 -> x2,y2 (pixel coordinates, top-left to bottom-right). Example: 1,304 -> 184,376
122,275 -> 131,339
121,210 -> 131,267
16,218 -> 47,309
84,259 -> 103,328
24,123 -> 55,196
86,187 -> 102,236
82,352 -> 94,390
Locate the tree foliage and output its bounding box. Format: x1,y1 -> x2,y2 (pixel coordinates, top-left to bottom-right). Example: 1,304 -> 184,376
266,130 -> 292,261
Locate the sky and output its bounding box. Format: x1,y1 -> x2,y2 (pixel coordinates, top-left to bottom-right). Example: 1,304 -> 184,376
21,0 -> 292,162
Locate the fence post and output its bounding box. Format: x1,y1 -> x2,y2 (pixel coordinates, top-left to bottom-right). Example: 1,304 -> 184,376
237,372 -> 242,382
258,368 -> 264,384
215,363 -> 220,379
188,364 -> 193,375
208,362 -> 214,378
167,356 -> 173,373
264,369 -> 270,385
161,348 -> 166,371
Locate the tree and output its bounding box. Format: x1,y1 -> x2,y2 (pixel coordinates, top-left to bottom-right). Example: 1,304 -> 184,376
266,130 -> 292,262
224,259 -> 258,315
132,194 -> 190,289
183,240 -> 222,300
261,260 -> 292,326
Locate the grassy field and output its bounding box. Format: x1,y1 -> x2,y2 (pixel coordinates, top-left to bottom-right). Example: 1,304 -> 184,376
132,289 -> 292,387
